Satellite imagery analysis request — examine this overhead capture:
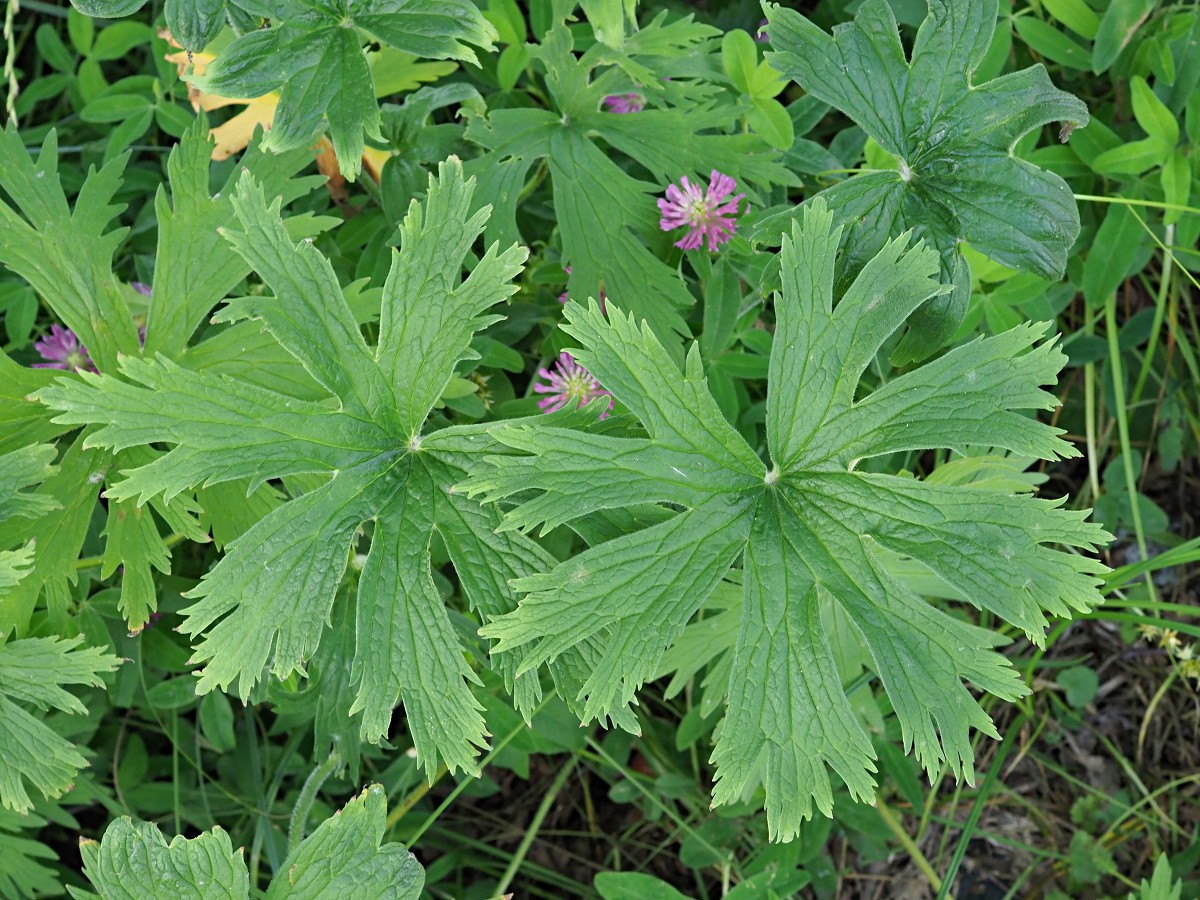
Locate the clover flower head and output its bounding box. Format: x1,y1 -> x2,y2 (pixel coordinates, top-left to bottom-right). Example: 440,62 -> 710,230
558,265 -> 607,313
603,92 -> 645,114
534,352 -> 613,419
755,18 -> 770,43
657,170 -> 744,252
34,324 -> 96,373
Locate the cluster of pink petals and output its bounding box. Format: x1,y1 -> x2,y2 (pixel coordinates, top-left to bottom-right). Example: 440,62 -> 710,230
557,265 -> 607,313
34,283 -> 153,371
34,324 -> 96,373
602,92 -> 645,113
534,352 -> 613,419
657,170 -> 745,252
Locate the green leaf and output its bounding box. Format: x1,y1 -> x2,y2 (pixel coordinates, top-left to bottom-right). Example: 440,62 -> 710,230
1083,201 -> 1144,307
0,127 -> 139,372
1056,665 -> 1099,708
193,2 -> 496,180
0,352 -> 61,455
36,159 -> 569,776
1091,135 -> 1174,176
1068,830 -> 1118,885
264,785 -> 423,899
595,872 -> 691,900
145,113 -> 324,358
0,444 -> 58,525
1130,76 -> 1179,145
464,21 -> 796,343
761,0 -> 1089,362
375,158 -> 525,436
0,636 -> 121,813
1093,0 -> 1155,74
68,7 -> 94,54
747,97 -> 794,151
0,808 -> 62,898
473,198 -> 1109,840
164,0 -> 224,52
88,21 -> 152,61
1013,18 -> 1091,70
1161,150 -> 1191,226
78,820 -> 248,899
1042,0 -> 1100,40
68,0 -> 147,17
722,29 -> 759,94
79,93 -> 152,123
0,435 -> 106,636
1130,854 -> 1184,900
77,785 -> 421,900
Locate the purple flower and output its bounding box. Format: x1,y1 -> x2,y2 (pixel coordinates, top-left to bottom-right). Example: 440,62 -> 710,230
534,352 -> 613,418
602,92 -> 645,114
755,18 -> 769,43
657,170 -> 745,252
558,265 -> 607,313
34,324 -> 96,373
131,281 -> 152,297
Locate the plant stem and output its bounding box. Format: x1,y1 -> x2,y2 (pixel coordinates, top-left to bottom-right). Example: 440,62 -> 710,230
876,800 -> 955,900
1105,292 -> 1158,605
288,748 -> 342,853
493,758 -> 576,896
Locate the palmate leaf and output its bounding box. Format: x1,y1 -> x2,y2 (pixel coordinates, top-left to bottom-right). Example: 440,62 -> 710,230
0,636 -> 121,814
38,158 -> 584,776
74,785 -> 422,900
0,444 -> 56,593
0,119 -> 320,634
0,126 -> 138,374
464,19 -> 797,342
469,199 -> 1109,841
0,807 -> 62,898
191,0 -> 496,180
757,0 -> 1090,363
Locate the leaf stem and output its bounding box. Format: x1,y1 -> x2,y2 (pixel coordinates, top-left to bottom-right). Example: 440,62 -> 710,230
396,693 -> 554,843
74,532 -> 188,570
493,757 -> 576,896
876,799 -> 955,900
1130,224 -> 1174,406
1104,292 -> 1158,604
1073,193 -> 1200,216
288,748 -> 343,853
936,714 -> 1022,900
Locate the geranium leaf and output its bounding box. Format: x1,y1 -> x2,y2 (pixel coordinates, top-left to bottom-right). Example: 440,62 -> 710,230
0,637 -> 120,814
36,159 -> 567,776
192,2 -> 496,180
472,198 -> 1109,840
758,0 -> 1089,363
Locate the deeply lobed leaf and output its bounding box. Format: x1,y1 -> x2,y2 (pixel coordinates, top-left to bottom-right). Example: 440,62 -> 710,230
192,1 -> 496,179
0,637 -> 121,814
36,158 -> 588,778
474,197 -> 1109,840
76,785 -> 422,900
759,0 -> 1090,362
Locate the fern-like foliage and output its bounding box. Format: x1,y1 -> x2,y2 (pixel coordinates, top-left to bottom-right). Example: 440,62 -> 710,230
467,199 -> 1110,840
71,784 -> 422,899
37,158 -> 600,777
